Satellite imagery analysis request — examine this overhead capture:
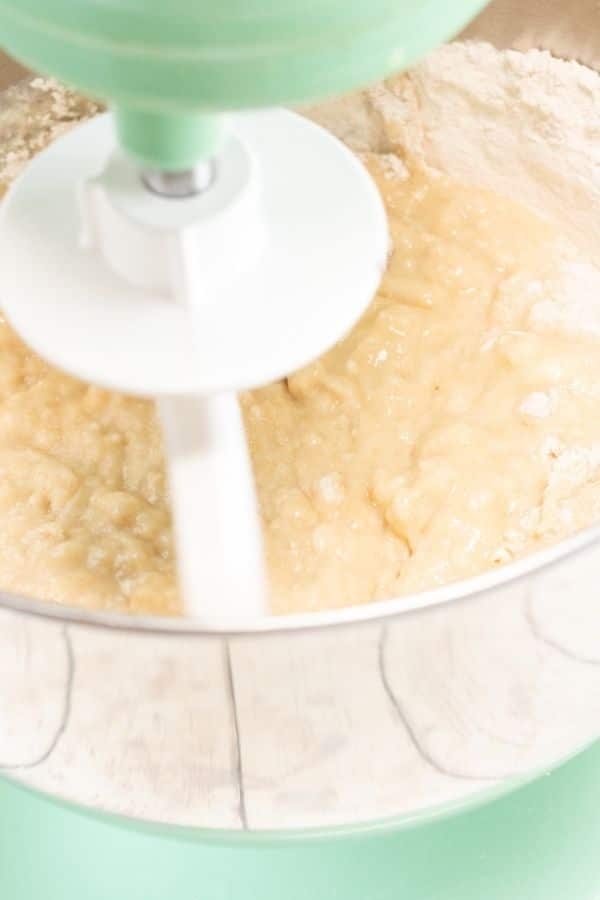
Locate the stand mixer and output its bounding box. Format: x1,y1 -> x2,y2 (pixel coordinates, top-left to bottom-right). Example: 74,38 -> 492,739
0,0 -> 492,621
0,1 -> 599,899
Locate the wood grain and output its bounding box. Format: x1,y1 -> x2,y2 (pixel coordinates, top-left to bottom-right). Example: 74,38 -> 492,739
382,581 -> 600,781
0,611 -> 71,767
229,626 -> 486,829
0,53 -> 28,92
0,543 -> 598,829
21,628 -> 244,828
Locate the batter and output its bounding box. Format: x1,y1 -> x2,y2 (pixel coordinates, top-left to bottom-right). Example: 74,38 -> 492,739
248,159 -> 600,613
0,151 -> 600,615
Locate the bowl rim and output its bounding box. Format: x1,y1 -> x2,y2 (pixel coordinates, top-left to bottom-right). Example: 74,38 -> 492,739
0,520 -> 598,637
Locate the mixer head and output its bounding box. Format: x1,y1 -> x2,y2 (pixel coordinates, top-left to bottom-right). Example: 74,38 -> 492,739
0,0 -> 489,168
0,0 -> 489,619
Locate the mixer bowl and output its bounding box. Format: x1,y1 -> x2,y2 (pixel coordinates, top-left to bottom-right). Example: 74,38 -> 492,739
0,0 -> 599,834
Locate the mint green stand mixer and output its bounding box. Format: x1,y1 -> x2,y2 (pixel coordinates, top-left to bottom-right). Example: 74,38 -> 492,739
0,1 -> 599,898
0,0 -> 487,623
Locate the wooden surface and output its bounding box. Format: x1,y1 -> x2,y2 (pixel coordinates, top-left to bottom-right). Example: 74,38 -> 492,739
0,53 -> 28,92
0,535 -> 598,831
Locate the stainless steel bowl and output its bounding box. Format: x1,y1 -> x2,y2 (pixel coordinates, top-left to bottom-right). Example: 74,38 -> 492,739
0,0 -> 599,833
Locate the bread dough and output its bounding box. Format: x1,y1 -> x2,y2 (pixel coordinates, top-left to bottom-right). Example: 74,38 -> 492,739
1,152 -> 600,615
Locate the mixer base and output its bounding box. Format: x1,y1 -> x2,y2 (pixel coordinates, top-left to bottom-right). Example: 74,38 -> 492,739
0,741 -> 598,899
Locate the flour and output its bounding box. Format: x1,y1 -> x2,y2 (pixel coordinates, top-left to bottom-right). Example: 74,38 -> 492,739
370,43 -> 600,258
308,41 -> 600,285
519,391 -> 553,419
384,44 -> 600,334
530,259 -> 600,338
376,153 -> 409,181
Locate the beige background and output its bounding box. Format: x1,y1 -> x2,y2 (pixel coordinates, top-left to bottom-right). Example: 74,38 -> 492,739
0,52 -> 28,91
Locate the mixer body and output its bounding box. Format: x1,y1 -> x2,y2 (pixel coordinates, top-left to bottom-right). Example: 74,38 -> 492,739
0,0 -> 488,167
0,0 -> 598,836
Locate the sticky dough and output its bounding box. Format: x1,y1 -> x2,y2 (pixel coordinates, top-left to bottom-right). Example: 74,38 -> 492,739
248,160 -> 600,613
2,44 -> 600,615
